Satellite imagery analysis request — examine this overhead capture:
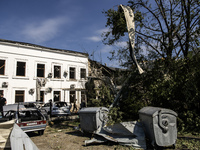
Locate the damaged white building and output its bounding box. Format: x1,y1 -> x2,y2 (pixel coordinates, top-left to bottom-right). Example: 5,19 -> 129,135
0,39 -> 88,106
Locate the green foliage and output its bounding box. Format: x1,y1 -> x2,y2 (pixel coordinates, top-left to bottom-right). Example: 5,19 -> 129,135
107,107 -> 123,126
103,0 -> 200,68
116,56 -> 200,132
102,8 -> 127,45
88,0 -> 200,131
99,84 -> 114,108
86,80 -> 114,108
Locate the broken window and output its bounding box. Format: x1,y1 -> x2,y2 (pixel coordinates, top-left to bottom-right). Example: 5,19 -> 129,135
80,68 -> 86,79
40,91 -> 44,102
54,65 -> 61,78
0,60 -> 5,75
54,91 -> 60,102
37,64 -> 45,77
15,90 -> 24,103
70,67 -> 76,79
16,61 -> 26,76
70,91 -> 75,103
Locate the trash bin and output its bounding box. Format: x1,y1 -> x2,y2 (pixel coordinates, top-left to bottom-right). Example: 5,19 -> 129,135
139,106 -> 177,147
79,107 -> 108,133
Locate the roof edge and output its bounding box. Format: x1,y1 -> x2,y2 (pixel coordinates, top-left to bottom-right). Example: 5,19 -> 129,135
0,38 -> 89,57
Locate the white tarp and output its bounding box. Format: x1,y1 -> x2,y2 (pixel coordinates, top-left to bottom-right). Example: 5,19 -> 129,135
120,5 -> 144,74
10,124 -> 39,150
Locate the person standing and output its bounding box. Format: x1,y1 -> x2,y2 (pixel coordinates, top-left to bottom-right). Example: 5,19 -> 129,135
80,100 -> 86,109
73,99 -> 77,113
0,93 -> 7,115
49,99 -> 52,118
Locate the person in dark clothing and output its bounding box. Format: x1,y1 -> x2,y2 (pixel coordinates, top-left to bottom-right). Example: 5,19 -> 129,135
80,100 -> 86,109
49,99 -> 52,118
73,99 -> 78,113
0,93 -> 7,116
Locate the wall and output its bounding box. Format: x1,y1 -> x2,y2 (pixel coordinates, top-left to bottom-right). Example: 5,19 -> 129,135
0,40 -> 88,105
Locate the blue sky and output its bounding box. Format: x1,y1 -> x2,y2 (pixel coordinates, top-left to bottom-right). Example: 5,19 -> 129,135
0,0 -> 127,67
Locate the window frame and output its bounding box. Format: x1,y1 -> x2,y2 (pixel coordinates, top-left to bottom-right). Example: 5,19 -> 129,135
0,59 -> 5,75
70,91 -> 76,103
53,65 -> 61,79
80,68 -> 86,79
37,63 -> 45,78
53,91 -> 61,102
15,90 -> 25,103
16,61 -> 26,77
69,67 -> 76,80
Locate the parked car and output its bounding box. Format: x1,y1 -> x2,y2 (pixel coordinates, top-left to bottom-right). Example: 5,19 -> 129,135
18,101 -> 49,120
18,101 -> 43,109
42,101 -> 72,117
1,104 -> 47,135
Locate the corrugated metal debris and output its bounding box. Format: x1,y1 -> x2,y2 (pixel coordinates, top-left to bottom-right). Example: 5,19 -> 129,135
10,123 -> 39,150
85,121 -> 146,149
0,120 -> 15,149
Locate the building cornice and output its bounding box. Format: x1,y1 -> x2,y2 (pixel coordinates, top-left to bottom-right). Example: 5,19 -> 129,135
0,38 -> 88,58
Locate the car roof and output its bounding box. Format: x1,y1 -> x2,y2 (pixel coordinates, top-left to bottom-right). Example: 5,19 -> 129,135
54,102 -> 67,103
3,104 -> 26,111
20,108 -> 38,111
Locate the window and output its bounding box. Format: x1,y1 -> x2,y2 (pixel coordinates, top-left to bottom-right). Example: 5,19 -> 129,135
40,91 -> 44,102
0,90 -> 3,95
53,91 -> 60,102
54,65 -> 61,78
16,61 -> 26,76
15,90 -> 24,103
0,60 -> 5,75
70,67 -> 76,79
37,64 -> 45,77
80,68 -> 86,79
70,91 -> 76,103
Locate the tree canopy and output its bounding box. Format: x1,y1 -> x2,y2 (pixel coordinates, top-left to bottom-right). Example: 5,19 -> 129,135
102,0 -> 200,133
103,0 -> 200,67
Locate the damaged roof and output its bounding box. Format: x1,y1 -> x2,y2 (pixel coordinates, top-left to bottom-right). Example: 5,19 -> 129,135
0,38 -> 88,57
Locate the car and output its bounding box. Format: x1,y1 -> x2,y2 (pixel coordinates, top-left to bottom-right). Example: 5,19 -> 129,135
1,104 -> 47,135
18,101 -> 49,120
18,101 -> 44,109
42,101 -> 72,117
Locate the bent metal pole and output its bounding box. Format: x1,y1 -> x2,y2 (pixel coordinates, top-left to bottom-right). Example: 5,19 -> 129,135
109,5 -> 144,110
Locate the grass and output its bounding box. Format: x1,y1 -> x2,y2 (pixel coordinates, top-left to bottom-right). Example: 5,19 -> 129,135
175,138 -> 200,150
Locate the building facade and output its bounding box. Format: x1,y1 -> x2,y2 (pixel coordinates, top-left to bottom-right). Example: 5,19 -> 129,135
0,39 -> 88,106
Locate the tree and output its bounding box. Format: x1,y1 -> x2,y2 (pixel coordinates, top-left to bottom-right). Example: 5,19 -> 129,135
102,0 -> 200,132
103,0 -> 200,67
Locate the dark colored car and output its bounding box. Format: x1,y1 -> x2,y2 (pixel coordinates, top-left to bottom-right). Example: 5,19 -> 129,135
1,104 -> 47,135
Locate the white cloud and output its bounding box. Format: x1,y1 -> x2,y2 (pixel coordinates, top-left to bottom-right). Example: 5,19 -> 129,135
22,17 -> 69,43
86,36 -> 101,42
99,45 -> 113,53
86,28 -> 110,42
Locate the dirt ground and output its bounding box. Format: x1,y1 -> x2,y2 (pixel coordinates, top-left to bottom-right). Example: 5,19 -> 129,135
29,116 -> 132,150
